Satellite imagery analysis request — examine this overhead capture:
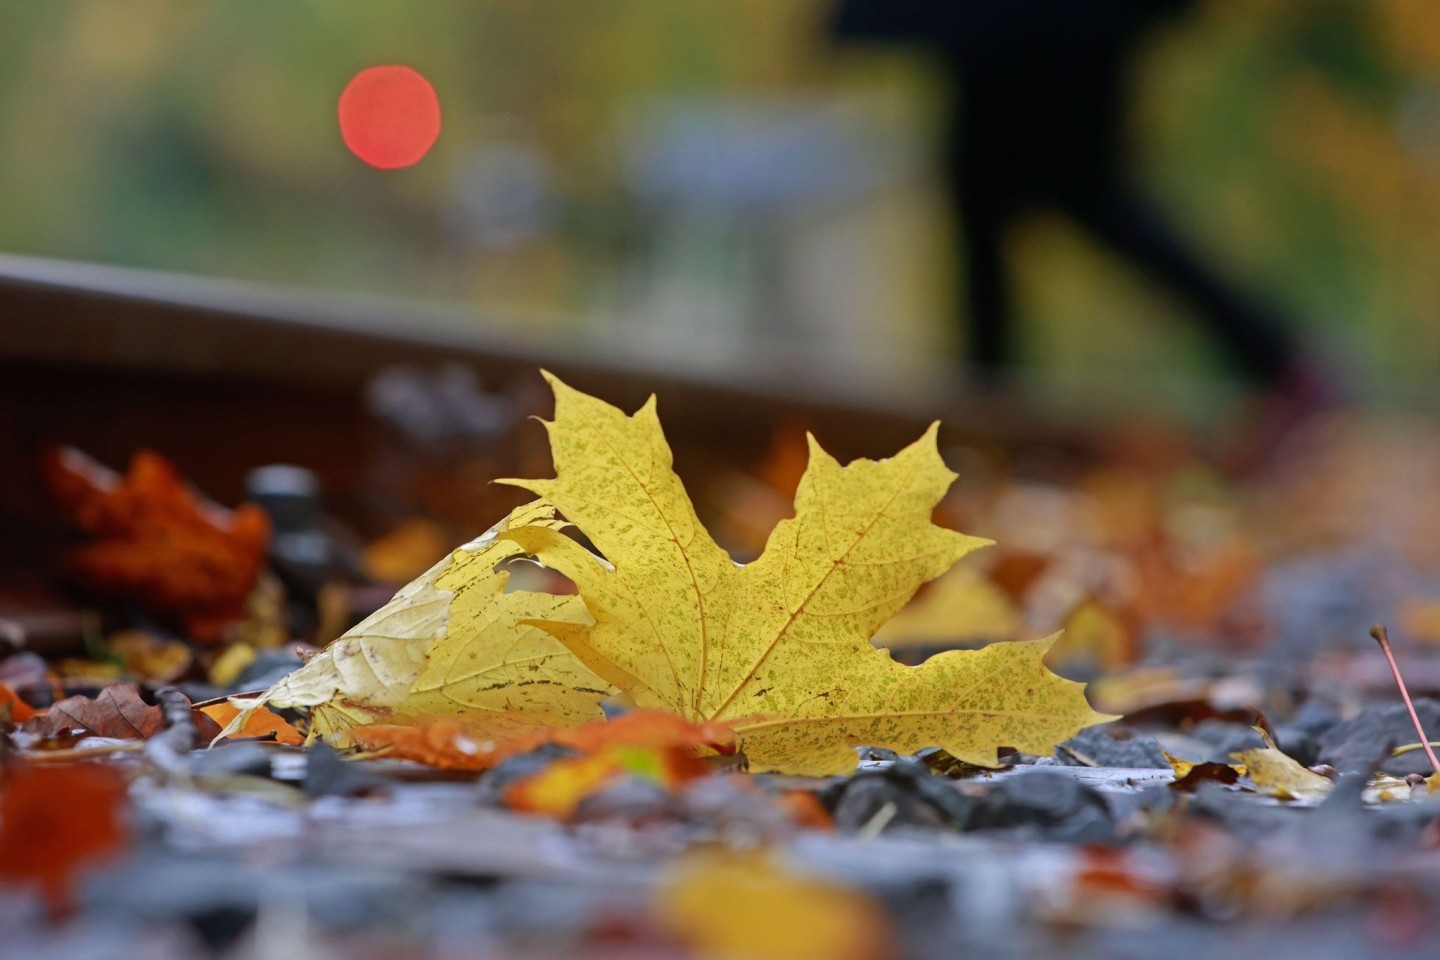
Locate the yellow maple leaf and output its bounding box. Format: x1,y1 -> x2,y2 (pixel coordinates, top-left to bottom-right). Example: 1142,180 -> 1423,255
220,501 -> 611,741
495,373 -> 1112,774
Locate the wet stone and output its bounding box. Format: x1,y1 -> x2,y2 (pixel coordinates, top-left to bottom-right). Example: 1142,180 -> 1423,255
964,771 -> 1118,843
305,741 -> 389,797
1057,725 -> 1169,769
1186,720 -> 1267,758
824,760 -> 979,832
183,741 -> 275,778
1316,699 -> 1440,776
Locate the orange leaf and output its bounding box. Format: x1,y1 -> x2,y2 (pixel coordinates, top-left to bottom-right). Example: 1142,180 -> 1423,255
201,702 -> 304,746
500,713 -> 733,818
348,720 -> 525,770
504,743 -> 712,818
0,762 -> 129,918
348,710 -> 737,773
0,683 -> 37,724
43,447 -> 270,643
503,750 -> 629,817
362,518 -> 451,584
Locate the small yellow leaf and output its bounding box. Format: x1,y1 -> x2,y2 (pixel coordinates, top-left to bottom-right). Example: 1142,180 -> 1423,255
220,502 -> 612,741
208,641 -> 256,688
1230,729 -> 1333,802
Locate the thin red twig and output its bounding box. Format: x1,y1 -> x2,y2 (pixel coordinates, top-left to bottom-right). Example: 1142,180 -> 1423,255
1371,623 -> 1440,777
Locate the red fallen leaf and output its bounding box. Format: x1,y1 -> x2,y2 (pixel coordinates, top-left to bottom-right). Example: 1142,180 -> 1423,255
0,683 -> 38,724
43,447 -> 271,644
200,701 -> 304,746
349,710 -> 738,773
0,761 -> 129,918
22,684 -> 164,741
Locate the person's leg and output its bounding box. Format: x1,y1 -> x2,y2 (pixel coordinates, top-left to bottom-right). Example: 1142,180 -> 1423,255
1067,185 -> 1294,385
959,192 -> 1014,378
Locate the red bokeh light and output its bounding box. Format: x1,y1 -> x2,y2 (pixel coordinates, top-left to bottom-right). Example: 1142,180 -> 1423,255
338,65 -> 441,170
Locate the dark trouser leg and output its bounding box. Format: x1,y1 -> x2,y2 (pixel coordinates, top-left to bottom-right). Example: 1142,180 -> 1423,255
1067,186 -> 1295,386
958,193 -> 1015,378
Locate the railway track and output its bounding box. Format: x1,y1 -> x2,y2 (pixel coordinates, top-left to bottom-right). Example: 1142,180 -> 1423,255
0,253 -> 1087,608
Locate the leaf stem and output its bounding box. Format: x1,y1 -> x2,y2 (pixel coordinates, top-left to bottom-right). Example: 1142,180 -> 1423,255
1391,741 -> 1440,758
1370,623 -> 1440,777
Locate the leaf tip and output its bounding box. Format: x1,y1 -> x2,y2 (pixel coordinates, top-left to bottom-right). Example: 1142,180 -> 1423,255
540,369 -> 588,412
802,432 -> 839,469
1032,631 -> 1063,655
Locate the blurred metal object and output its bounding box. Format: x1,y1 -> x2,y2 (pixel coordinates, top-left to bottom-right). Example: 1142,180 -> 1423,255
245,465 -> 354,600
366,363 -> 513,455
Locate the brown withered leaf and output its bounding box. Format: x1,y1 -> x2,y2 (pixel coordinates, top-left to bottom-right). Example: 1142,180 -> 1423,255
1164,750 -> 1243,791
23,684 -> 164,740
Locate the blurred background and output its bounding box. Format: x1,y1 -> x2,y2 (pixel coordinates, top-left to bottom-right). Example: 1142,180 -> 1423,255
2,0 -> 1437,417
6,0 -> 1440,676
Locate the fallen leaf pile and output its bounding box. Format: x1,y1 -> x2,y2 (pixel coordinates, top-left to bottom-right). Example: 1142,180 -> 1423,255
43,447 -> 271,643
235,374 -> 1111,774
17,373 -> 1440,956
